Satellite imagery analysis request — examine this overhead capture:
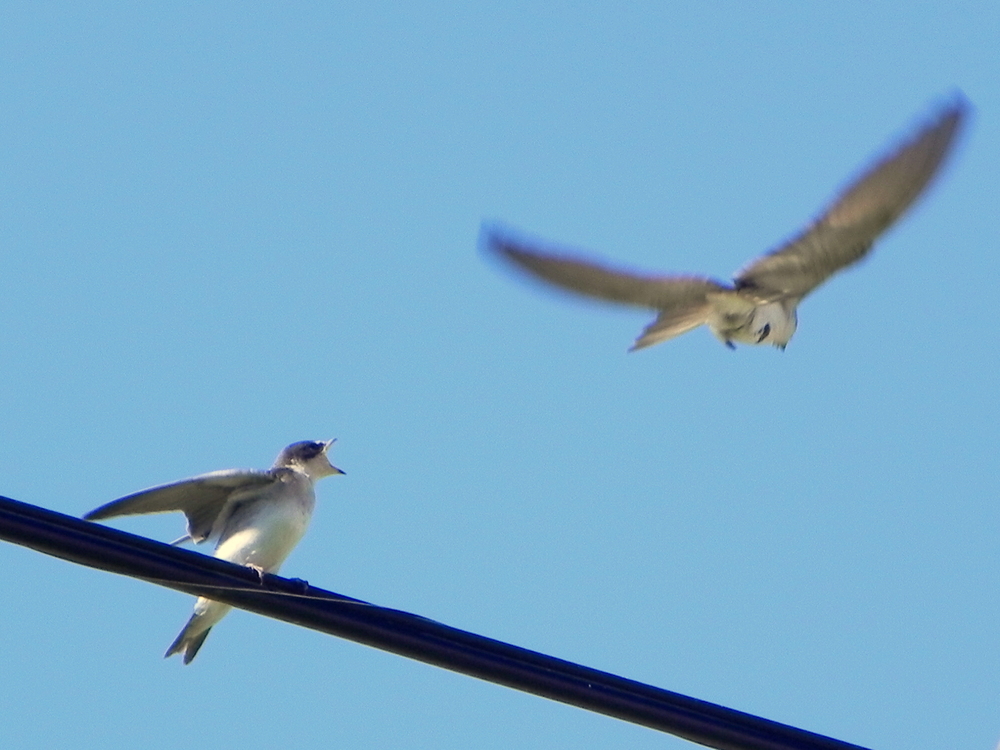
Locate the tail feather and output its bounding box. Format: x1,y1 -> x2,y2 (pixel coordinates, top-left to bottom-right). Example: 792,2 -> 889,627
165,622 -> 213,664
630,303 -> 713,350
164,600 -> 230,664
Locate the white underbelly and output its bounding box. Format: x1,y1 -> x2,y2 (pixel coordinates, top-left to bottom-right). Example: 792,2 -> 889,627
214,508 -> 309,573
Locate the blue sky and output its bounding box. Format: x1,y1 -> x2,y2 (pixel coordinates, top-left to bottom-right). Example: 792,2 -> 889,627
1,3 -> 997,749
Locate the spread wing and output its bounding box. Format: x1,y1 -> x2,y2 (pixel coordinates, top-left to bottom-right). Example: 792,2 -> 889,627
736,98 -> 966,300
84,469 -> 277,543
484,229 -> 726,311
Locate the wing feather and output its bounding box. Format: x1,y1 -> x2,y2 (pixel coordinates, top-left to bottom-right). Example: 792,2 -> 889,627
485,231 -> 726,310
737,98 -> 967,299
84,469 -> 276,542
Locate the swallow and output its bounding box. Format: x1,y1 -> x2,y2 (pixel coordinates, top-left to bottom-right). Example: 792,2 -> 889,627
84,440 -> 344,663
484,96 -> 967,350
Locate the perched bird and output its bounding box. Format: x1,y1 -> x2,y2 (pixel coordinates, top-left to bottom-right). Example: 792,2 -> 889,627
484,97 -> 967,351
84,440 -> 344,664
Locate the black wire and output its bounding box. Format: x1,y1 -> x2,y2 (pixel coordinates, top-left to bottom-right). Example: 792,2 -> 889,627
0,494 -> 870,750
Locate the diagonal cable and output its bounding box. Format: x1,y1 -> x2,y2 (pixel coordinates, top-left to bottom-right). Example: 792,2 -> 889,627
0,494 -> 869,750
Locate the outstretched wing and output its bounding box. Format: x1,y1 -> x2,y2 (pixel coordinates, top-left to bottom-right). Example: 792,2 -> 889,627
84,469 -> 276,543
485,228 -> 726,310
736,98 -> 966,300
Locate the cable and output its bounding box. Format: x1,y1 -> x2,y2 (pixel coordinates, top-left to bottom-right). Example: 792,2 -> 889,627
0,494 -> 869,750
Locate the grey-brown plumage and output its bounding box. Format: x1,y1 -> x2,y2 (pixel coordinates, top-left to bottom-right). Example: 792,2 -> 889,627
484,96 -> 967,351
85,440 -> 344,663
85,469 -> 277,544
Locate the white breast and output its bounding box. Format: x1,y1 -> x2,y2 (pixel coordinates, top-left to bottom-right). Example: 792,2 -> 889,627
213,476 -> 316,573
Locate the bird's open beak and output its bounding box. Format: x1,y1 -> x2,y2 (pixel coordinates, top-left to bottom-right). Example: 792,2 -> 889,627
323,439 -> 345,474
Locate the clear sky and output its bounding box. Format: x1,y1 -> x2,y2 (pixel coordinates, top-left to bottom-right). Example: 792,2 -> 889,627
1,3 -> 997,749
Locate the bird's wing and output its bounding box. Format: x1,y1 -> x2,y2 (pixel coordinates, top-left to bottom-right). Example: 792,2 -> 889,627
84,469 -> 277,543
735,98 -> 967,300
485,230 -> 726,310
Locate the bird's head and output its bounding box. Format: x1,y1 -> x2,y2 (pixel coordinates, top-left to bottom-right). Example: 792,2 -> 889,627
275,439 -> 345,480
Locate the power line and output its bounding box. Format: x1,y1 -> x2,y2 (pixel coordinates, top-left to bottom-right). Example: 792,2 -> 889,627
0,493 -> 869,750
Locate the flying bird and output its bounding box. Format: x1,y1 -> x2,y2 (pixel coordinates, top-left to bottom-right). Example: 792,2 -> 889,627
84,440 -> 344,664
484,98 -> 967,351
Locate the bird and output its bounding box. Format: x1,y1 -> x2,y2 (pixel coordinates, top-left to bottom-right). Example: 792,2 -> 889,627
84,440 -> 344,664
484,97 -> 967,351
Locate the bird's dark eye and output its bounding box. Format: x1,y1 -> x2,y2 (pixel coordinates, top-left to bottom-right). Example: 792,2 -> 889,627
301,442 -> 324,458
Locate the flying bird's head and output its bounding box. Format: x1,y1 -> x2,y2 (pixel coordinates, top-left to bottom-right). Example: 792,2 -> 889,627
752,301 -> 797,350
275,439 -> 345,480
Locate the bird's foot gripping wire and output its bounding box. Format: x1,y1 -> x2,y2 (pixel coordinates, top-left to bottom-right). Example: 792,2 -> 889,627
245,563 -> 266,584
